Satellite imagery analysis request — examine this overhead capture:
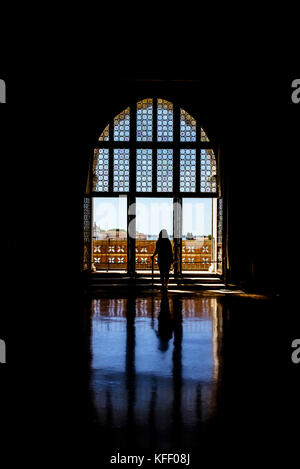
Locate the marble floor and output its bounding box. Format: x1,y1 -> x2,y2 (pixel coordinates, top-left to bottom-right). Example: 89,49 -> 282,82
80,290 -> 299,461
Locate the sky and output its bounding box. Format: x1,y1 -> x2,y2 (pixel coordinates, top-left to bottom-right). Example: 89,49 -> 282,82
93,197 -> 212,236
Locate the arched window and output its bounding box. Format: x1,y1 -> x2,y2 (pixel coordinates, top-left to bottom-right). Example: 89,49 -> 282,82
92,98 -> 218,196
83,98 -> 223,277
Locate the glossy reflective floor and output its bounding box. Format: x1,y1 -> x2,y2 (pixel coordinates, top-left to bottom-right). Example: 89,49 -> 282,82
82,290 -> 299,460
89,295 -> 222,449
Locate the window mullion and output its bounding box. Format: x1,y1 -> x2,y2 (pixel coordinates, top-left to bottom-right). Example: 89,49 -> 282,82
130,102 -> 137,193
196,148 -> 200,194
196,112 -> 201,194
152,148 -> 157,193
173,103 -> 180,194
108,148 -> 113,193
153,97 -> 157,142
108,119 -> 114,192
130,101 -> 137,143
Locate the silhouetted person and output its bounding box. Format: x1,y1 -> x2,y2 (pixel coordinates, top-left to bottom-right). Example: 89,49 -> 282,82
151,229 -> 173,290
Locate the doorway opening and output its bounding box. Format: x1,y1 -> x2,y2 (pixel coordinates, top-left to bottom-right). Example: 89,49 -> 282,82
135,197 -> 173,272
92,197 -> 127,272
91,196 -> 222,275
182,198 -> 214,273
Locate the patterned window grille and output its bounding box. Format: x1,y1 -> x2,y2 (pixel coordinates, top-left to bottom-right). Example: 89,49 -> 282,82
93,149 -> 109,192
113,149 -> 130,192
157,149 -> 173,192
157,99 -> 173,142
93,239 -> 215,272
201,127 -> 209,142
114,107 -> 130,141
137,99 -> 153,142
180,109 -> 196,142
136,149 -> 152,192
200,149 -> 217,193
180,149 -> 196,192
93,98 -> 218,196
83,197 -> 91,271
99,124 -> 109,141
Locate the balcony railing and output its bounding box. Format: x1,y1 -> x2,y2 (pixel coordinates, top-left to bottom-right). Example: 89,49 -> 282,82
92,239 -> 214,272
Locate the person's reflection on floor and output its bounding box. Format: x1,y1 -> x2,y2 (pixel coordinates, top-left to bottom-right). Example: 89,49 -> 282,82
156,292 -> 174,352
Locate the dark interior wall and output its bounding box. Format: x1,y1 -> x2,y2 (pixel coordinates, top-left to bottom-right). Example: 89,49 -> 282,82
224,75 -> 294,293
76,77 -> 288,292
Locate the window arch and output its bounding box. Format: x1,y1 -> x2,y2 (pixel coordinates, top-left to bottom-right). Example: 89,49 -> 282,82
92,98 -> 218,196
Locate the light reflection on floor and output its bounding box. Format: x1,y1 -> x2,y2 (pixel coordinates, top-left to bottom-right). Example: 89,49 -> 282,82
90,295 -> 223,448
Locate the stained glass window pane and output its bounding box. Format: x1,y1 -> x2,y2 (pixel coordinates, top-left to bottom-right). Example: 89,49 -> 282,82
200,149 -> 217,192
114,107 -> 130,141
180,149 -> 196,192
93,149 -> 109,191
157,149 -> 173,192
201,127 -> 210,142
99,124 -> 109,141
136,149 -> 152,192
113,149 -> 130,192
157,99 -> 173,142
180,109 -> 196,142
137,99 -> 153,142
